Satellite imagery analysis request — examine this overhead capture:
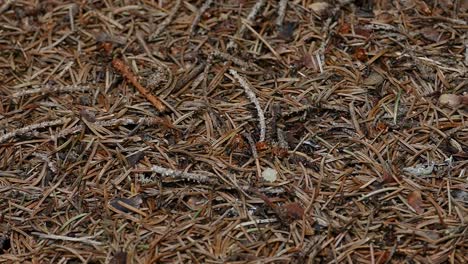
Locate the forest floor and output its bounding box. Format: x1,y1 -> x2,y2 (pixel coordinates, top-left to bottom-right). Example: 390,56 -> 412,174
0,0 -> 467,263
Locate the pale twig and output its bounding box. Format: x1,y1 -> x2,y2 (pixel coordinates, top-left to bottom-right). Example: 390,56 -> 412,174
151,165 -> 217,184
32,232 -> 102,246
0,0 -> 12,14
0,118 -> 68,144
227,0 -> 266,50
276,0 -> 288,27
190,0 -> 213,35
10,84 -> 93,98
50,117 -> 173,140
229,69 -> 266,142
94,117 -> 171,127
148,0 -> 182,41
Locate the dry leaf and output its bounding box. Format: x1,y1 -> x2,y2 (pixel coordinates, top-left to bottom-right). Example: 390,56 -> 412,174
363,71 -> 384,86
439,94 -> 468,108
309,2 -> 330,17
282,203 -> 305,220
271,146 -> 288,158
79,109 -> 96,122
354,27 -> 372,38
354,48 -> 367,61
382,171 -> 398,184
255,141 -> 269,152
420,27 -> 440,42
408,190 -> 424,214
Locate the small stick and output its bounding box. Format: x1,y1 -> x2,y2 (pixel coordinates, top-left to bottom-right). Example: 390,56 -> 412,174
190,0 -> 213,35
148,0 -> 182,41
229,69 -> 266,142
276,0 -> 288,27
0,0 -> 12,14
0,118 -> 68,144
10,84 -> 93,98
50,117 -> 176,140
32,232 -> 102,246
112,58 -> 166,112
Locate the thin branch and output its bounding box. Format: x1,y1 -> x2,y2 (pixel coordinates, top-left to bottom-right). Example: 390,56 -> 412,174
0,118 -> 68,144
32,232 -> 102,246
112,58 -> 166,112
50,117 -> 174,140
0,0 -> 12,15
276,0 -> 288,27
229,68 -> 266,142
10,84 -> 93,98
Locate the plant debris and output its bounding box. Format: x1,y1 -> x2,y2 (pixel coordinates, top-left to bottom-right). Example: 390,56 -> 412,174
0,0 -> 467,263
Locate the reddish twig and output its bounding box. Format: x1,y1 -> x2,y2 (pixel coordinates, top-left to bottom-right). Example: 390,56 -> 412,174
112,58 -> 166,112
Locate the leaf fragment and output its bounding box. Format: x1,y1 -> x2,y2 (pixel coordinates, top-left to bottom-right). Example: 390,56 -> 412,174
408,190 -> 424,214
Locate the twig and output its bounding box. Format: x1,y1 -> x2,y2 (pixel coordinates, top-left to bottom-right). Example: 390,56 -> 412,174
32,232 -> 102,246
10,84 -> 93,98
151,165 -> 217,184
148,0 -> 182,41
50,117 -> 175,140
190,0 -> 213,35
276,0 -> 288,27
229,69 -> 266,142
227,0 -> 266,50
112,58 -> 166,112
0,118 -> 68,144
0,0 -> 12,14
